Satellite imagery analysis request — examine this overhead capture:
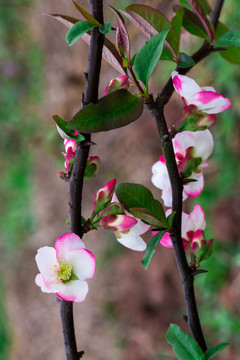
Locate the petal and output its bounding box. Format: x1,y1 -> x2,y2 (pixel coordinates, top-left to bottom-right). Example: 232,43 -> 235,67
35,246 -> 58,280
189,204 -> 206,231
200,86 -> 216,92
127,214 -> 150,235
35,273 -> 65,293
160,232 -> 173,248
172,74 -> 201,103
189,91 -> 232,114
152,160 -> 171,189
183,212 -> 195,238
66,249 -> 96,280
192,130 -> 214,162
183,172 -> 204,197
173,131 -> 195,155
55,233 -> 85,260
57,280 -> 89,303
181,211 -> 190,239
115,232 -> 146,251
100,214 -> 137,231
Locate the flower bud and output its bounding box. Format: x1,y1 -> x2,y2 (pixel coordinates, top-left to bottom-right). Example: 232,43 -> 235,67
92,179 -> 116,215
191,229 -> 213,265
84,156 -> 101,179
103,75 -> 129,96
101,202 -> 125,216
98,214 -> 137,231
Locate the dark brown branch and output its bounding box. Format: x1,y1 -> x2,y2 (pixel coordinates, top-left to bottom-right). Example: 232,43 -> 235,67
147,0 -> 226,351
59,1 -> 104,360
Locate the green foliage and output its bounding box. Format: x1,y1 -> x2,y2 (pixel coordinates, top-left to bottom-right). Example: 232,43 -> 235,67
115,183 -> 167,226
141,230 -> 167,269
213,30 -> 240,47
134,29 -> 170,86
177,52 -> 195,68
99,22 -> 111,34
72,0 -> 100,25
67,89 -> 143,133
166,324 -> 204,360
53,115 -> 85,141
215,23 -> 240,64
205,343 -> 229,360
66,21 -> 98,46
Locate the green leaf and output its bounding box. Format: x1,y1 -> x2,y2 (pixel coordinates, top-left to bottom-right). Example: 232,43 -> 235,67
167,324 -> 204,360
171,7 -> 183,51
130,207 -> 168,227
177,52 -> 195,68
115,183 -> 167,224
72,1 -> 100,25
182,8 -> 210,40
141,230 -> 167,269
213,30 -> 240,47
204,343 -> 229,360
167,211 -> 176,227
179,0 -> 193,11
134,29 -> 170,86
215,23 -> 240,64
99,22 -> 111,34
67,90 -> 143,133
53,115 -> 85,141
66,21 -> 98,46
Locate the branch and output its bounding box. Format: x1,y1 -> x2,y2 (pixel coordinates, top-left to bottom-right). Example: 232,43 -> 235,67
59,1 -> 104,360
146,0 -> 226,351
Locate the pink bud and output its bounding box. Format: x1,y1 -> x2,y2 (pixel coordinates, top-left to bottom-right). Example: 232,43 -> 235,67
103,75 -> 129,96
64,139 -> 77,153
92,179 -> 117,214
191,229 -> 213,265
99,214 -> 137,231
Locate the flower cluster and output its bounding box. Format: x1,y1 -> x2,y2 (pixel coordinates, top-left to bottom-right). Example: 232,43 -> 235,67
151,73 -> 232,267
91,180 -> 149,251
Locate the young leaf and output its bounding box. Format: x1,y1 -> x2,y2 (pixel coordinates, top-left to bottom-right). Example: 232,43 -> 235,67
171,7 -> 184,52
134,29 -> 170,86
204,343 -> 229,360
67,90 -> 143,133
66,21 -> 98,46
167,211 -> 176,227
53,115 -> 85,141
72,0 -> 100,25
46,13 -> 80,28
182,8 -> 210,40
115,183 -> 167,224
177,52 -> 195,68
125,4 -> 179,58
130,208 -> 167,227
141,230 -> 167,269
167,324 -> 204,360
213,30 -> 240,47
99,22 -> 111,35
109,6 -> 130,57
215,23 -> 240,64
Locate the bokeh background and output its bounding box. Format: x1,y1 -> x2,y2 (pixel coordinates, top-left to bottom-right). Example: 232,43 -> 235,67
0,0 -> 240,359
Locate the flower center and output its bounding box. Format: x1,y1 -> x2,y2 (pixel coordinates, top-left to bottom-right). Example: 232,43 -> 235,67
57,259 -> 72,282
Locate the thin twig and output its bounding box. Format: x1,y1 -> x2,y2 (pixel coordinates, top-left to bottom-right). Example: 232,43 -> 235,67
59,1 -> 104,359
146,0 -> 225,351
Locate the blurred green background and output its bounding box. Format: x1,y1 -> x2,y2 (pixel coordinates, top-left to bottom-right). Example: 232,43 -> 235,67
0,0 -> 239,359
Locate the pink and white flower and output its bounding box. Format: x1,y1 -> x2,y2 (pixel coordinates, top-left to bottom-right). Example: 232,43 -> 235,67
172,71 -> 231,127
152,129 -> 214,207
35,233 -> 95,302
159,205 -> 213,266
103,75 -> 129,96
112,194 -> 150,251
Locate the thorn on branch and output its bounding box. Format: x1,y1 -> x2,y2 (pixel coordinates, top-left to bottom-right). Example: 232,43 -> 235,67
192,269 -> 208,276
78,350 -> 85,359
80,140 -> 96,148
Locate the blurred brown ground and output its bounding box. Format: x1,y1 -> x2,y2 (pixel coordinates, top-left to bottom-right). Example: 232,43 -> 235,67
5,1 -> 240,360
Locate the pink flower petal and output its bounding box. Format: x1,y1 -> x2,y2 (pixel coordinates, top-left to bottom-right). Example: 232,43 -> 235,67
188,205 -> 206,231
35,273 -> 65,293
152,160 -> 171,190
57,280 -> 89,303
172,73 -> 201,103
66,249 -> 96,280
35,246 -> 58,280
189,91 -> 232,114
173,131 -> 195,155
160,232 -> 173,248
183,172 -> 204,198
55,233 -> 85,260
